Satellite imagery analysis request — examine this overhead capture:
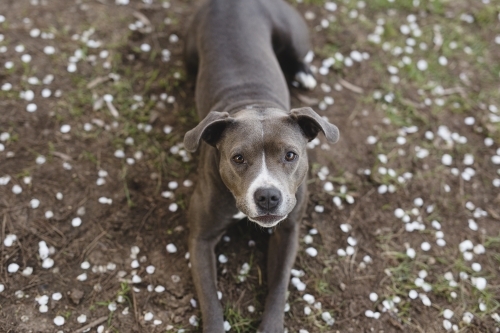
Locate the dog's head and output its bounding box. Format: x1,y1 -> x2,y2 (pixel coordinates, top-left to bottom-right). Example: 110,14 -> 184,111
184,107 -> 339,227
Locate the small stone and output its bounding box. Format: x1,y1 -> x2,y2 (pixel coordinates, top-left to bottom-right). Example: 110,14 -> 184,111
321,311 -> 335,326
53,316 -> 65,326
417,59 -> 428,70
70,289 -> 84,305
437,239 -> 446,247
4,234 -> 17,247
366,136 -> 377,144
71,217 -> 82,227
464,117 -> 475,125
77,314 -> 87,323
439,56 -> 448,66
340,224 -> 351,233
394,208 -> 405,218
325,2 -> 337,11
471,277 -> 487,290
323,182 -> 334,192
305,247 -> 318,257
442,154 -> 452,166
421,295 -> 431,306
114,150 -> 125,158
303,294 -> 315,304
303,235 -> 313,244
12,185 -> 22,194
60,124 -> 71,133
407,248 -> 416,258
8,263 -> 20,273
22,267 -> 33,276
443,309 -> 454,319
459,240 -> 473,252
169,203 -> 178,212
108,302 -> 117,312
463,154 -> 474,165
378,185 -> 388,194
463,312 -> 473,324
473,244 -> 485,254
42,258 -> 54,269
21,54 -> 32,63
76,273 -> 87,281
44,46 -> 55,54
166,243 -> 177,253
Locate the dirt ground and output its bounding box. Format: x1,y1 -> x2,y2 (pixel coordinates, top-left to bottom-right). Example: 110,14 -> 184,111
1,0 -> 500,332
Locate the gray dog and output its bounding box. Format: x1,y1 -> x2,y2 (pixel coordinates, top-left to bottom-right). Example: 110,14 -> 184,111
183,0 -> 339,332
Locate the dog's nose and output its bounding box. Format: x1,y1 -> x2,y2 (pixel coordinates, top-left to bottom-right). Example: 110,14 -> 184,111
254,187 -> 281,211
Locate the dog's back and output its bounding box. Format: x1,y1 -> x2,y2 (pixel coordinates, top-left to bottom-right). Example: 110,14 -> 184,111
185,0 -> 310,116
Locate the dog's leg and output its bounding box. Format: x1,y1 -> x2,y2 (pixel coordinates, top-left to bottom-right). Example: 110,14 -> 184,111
184,22 -> 199,80
189,233 -> 224,332
188,181 -> 235,333
272,1 -> 317,90
257,183 -> 307,333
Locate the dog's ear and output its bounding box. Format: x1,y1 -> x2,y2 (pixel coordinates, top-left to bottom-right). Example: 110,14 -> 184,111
290,107 -> 339,144
184,111 -> 233,152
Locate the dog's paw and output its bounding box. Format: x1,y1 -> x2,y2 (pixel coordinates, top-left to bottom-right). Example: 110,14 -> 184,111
294,71 -> 317,90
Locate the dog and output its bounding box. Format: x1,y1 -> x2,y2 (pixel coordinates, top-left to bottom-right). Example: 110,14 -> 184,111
183,0 -> 339,332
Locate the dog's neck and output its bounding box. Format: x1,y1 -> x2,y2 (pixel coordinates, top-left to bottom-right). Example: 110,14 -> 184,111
211,99 -> 287,116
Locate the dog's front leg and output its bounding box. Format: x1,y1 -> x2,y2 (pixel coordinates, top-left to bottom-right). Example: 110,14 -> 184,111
189,233 -> 225,332
188,185 -> 235,333
257,184 -> 306,333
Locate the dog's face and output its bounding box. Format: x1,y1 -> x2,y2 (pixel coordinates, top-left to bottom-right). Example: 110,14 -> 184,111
184,107 -> 339,228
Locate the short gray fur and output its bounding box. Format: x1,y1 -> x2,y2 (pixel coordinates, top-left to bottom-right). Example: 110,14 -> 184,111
183,0 -> 339,332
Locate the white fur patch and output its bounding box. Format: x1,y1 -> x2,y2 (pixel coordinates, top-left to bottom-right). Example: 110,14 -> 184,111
245,152 -> 284,218
232,211 -> 247,219
295,71 -> 317,90
249,215 -> 287,228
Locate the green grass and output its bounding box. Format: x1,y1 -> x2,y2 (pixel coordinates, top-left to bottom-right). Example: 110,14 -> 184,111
224,305 -> 256,333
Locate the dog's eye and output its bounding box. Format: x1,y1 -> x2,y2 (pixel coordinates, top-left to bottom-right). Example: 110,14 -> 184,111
232,154 -> 245,164
285,152 -> 297,162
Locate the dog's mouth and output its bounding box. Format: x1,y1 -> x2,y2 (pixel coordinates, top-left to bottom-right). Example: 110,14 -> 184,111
248,214 -> 286,227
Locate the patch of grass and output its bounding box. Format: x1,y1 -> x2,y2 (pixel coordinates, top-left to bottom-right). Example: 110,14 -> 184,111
224,305 -> 256,333
121,166 -> 135,208
58,310 -> 72,320
81,151 -> 98,165
484,234 -> 500,248
474,5 -> 498,27
117,282 -> 131,306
